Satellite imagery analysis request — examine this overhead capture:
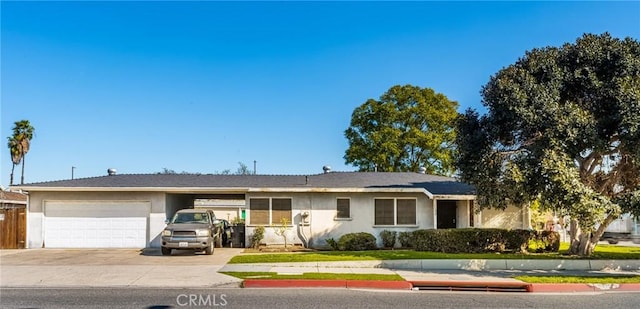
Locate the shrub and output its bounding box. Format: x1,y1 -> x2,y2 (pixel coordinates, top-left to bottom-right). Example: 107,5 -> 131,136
413,228 -> 534,253
251,226 -> 265,249
380,230 -> 397,248
338,232 -> 377,251
530,231 -> 560,253
398,231 -> 415,248
325,238 -> 339,251
272,218 -> 291,249
505,229 -> 534,252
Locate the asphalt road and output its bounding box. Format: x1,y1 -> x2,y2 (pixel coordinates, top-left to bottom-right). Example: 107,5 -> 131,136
1,288 -> 640,309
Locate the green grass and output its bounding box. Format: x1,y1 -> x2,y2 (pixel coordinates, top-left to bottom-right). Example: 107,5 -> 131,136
515,275 -> 640,284
588,244 -> 640,259
229,244 -> 640,264
220,271 -> 404,281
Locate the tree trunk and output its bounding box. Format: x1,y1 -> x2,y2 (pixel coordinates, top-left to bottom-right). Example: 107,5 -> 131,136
20,156 -> 25,185
568,219 -> 581,254
567,216 -> 614,257
10,164 -> 16,185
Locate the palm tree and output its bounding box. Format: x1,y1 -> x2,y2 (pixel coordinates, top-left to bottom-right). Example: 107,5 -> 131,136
7,136 -> 21,185
9,120 -> 35,185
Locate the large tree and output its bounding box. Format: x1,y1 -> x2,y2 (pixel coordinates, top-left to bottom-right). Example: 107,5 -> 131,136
456,33 -> 640,256
7,120 -> 35,185
344,85 -> 459,175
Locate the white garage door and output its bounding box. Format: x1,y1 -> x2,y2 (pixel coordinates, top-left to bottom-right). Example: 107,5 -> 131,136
44,201 -> 150,248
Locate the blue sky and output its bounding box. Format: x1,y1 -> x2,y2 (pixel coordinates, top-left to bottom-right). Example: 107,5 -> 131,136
2,1 -> 639,185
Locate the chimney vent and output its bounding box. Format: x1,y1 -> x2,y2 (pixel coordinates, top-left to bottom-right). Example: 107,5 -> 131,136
322,165 -> 331,173
107,168 -> 117,176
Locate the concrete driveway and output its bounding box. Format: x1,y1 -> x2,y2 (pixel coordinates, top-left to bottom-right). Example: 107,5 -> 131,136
0,248 -> 244,288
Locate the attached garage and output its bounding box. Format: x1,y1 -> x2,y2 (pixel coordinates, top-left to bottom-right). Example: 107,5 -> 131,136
43,201 -> 150,248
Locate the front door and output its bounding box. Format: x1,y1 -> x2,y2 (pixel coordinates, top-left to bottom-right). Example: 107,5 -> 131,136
437,200 -> 457,229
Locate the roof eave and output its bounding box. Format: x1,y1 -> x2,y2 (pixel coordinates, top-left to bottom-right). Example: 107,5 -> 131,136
433,194 -> 477,200
11,186 -> 477,199
10,186 -> 250,194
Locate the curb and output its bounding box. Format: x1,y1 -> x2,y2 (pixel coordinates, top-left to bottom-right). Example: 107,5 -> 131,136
242,279 -> 412,290
528,283 -> 640,293
242,279 -> 640,293
410,280 -> 530,292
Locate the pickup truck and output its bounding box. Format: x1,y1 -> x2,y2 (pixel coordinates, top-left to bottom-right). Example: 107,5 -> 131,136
161,209 -> 222,255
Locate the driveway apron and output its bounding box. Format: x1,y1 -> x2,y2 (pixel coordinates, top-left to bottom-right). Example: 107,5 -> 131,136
0,248 -> 244,288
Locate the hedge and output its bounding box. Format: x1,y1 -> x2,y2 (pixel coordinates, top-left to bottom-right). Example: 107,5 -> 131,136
410,229 -> 558,253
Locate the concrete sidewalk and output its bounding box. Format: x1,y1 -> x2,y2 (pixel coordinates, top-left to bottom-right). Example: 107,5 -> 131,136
2,249 -> 639,292
221,260 -> 640,292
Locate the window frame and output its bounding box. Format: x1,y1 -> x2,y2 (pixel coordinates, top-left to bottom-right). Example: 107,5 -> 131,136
373,197 -> 417,227
335,197 -> 352,221
248,197 -> 293,225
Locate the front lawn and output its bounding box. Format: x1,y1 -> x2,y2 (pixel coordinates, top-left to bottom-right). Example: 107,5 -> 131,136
221,272 -> 404,281
229,244 -> 640,264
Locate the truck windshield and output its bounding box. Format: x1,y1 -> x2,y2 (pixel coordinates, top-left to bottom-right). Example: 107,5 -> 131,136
172,212 -> 209,224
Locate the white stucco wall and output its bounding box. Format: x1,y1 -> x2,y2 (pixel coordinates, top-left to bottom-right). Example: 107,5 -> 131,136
480,204 -> 529,229
244,192 -> 434,248
456,200 -> 471,228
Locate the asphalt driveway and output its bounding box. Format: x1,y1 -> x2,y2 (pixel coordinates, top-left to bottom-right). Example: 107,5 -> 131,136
0,248 -> 244,288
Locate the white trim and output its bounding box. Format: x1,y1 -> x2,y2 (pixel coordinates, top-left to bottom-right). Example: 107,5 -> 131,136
13,186 -> 445,199
433,199 -> 438,229
433,195 -> 476,200
373,225 -> 419,228
0,199 -> 28,205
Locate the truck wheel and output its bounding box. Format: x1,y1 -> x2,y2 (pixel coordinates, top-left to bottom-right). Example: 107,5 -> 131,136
607,240 -> 619,244
205,242 -> 214,255
161,247 -> 172,256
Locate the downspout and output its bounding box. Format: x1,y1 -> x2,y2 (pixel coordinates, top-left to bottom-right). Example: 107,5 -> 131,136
297,194 -> 311,248
299,211 -> 309,248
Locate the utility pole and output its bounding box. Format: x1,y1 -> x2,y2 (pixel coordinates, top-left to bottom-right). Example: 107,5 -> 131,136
253,160 -> 257,175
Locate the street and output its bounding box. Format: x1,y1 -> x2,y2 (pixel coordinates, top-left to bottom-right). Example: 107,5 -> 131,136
1,288 -> 639,309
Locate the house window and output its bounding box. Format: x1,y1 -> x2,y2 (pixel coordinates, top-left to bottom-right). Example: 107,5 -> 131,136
375,199 -> 395,225
249,198 -> 269,225
249,198 -> 292,225
397,199 -> 417,225
375,198 -> 416,226
336,198 -> 350,219
272,198 -> 292,224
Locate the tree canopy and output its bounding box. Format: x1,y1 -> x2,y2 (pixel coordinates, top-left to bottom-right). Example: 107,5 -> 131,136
344,84 -> 459,175
6,120 -> 35,185
456,33 -> 640,256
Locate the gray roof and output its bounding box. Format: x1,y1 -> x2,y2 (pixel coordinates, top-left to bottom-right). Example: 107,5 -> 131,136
14,172 -> 475,196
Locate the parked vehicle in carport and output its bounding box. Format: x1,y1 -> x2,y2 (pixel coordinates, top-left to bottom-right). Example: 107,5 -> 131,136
219,219 -> 232,246
161,209 -> 222,255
